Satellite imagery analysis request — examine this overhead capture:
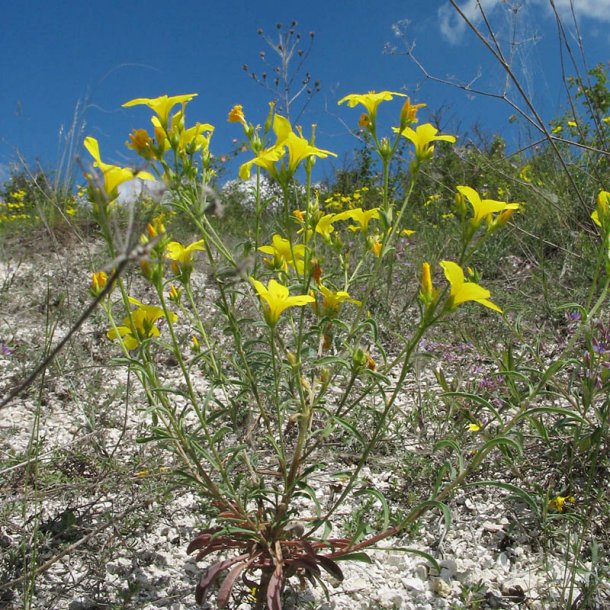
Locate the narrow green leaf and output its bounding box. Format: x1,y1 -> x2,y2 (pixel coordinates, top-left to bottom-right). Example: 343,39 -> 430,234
333,552 -> 372,564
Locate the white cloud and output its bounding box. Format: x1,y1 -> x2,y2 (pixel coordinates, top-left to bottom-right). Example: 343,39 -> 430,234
543,0 -> 610,22
439,0 -> 610,44
438,0 -> 503,45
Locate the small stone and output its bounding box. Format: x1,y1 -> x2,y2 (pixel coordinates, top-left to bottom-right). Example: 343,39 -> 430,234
496,552 -> 510,570
439,558 -> 457,579
431,576 -> 452,597
106,557 -> 131,575
415,564 -> 428,580
501,577 -> 528,596
376,587 -> 405,608
481,520 -> 504,532
402,577 -> 426,592
349,577 -> 369,591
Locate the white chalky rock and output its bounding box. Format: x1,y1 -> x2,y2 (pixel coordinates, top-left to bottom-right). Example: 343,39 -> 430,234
439,558 -> 458,580
501,577 -> 529,595
375,587 -> 405,608
495,552 -> 510,571
481,520 -> 504,532
402,576 -> 426,591
106,557 -> 132,575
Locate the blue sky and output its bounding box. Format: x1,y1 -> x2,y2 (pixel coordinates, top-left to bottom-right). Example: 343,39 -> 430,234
1,0 -> 609,186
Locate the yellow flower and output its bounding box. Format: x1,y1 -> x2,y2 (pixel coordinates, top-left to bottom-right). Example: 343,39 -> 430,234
122,94 -> 197,126
519,164 -> 533,183
371,237 -> 382,257
467,422 -> 482,432
591,190 -> 610,228
238,144 -> 285,180
548,495 -> 575,512
318,284 -> 360,314
440,260 -> 502,313
456,185 -> 520,228
359,113 -> 371,129
283,130 -> 336,173
315,213 -> 339,240
258,234 -> 306,273
402,229 -> 416,238
84,137 -> 155,198
239,114 -> 335,180
602,116 -> 610,125
178,122 -> 214,153
127,129 -> 155,159
551,124 -> 563,134
228,104 -> 246,124
249,277 -> 314,326
334,207 -> 380,232
338,91 -> 407,119
107,297 -> 177,350
165,239 -> 205,274
395,123 -> 457,161
399,97 -> 426,127
90,271 -> 107,296
567,120 -> 577,128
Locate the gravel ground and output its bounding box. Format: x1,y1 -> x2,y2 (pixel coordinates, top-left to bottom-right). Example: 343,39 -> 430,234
1,236 -> 608,610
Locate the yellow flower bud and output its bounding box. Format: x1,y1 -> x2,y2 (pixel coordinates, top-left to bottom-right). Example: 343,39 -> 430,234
90,271 -> 107,296
228,104 -> 246,124
168,284 -> 182,303
420,262 -> 436,305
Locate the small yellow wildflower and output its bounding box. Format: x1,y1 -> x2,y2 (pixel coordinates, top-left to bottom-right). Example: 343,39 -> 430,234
249,277 -> 314,326
467,422 -> 482,432
371,237 -> 382,257
178,122 -> 214,154
317,284 -> 360,315
165,239 -> 205,275
395,123 -> 456,161
228,104 -> 246,124
107,297 -> 177,350
456,185 -> 520,229
591,190 -> 610,229
84,136 -> 155,199
146,214 -> 166,239
548,495 -> 575,512
127,128 -> 155,159
440,260 -> 502,313
399,97 -> 426,127
239,144 -> 285,180
519,164 -> 533,183
122,94 -> 198,126
338,91 -> 407,119
334,207 -> 380,232
258,234 -> 306,274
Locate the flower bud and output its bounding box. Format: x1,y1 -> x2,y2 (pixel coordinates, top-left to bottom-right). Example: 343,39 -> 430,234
90,271 -> 107,297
